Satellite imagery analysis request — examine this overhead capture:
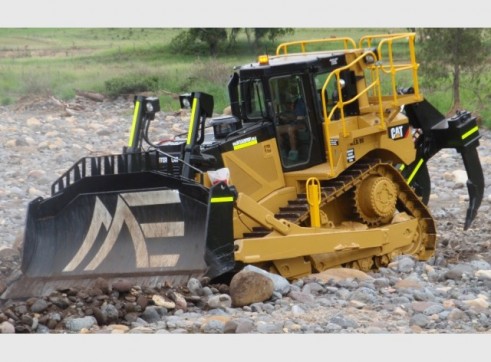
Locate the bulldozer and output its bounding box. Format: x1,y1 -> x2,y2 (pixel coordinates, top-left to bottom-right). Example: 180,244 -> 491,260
2,32 -> 484,299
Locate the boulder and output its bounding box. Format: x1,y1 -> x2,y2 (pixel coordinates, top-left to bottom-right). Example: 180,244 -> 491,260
229,270 -> 274,307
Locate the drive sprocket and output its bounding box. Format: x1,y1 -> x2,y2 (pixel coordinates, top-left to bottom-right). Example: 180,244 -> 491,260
353,173 -> 399,226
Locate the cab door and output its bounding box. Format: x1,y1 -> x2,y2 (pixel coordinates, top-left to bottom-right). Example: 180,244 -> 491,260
269,73 -> 325,171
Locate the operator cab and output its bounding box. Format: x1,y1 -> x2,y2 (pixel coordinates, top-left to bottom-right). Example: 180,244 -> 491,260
229,51 -> 358,171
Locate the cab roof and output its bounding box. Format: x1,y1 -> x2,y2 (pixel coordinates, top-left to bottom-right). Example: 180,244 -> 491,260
234,49 -> 360,76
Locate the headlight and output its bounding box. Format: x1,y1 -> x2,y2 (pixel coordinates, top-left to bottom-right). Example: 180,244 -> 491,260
179,93 -> 193,109
145,97 -> 160,114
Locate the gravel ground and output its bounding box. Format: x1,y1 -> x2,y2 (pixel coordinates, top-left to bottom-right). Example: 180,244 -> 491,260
0,95 -> 490,358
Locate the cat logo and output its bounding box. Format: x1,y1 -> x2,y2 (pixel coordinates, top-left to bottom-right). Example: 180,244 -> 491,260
63,189 -> 184,272
388,124 -> 410,140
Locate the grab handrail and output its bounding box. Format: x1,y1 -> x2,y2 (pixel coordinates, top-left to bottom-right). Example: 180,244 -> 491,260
276,37 -> 357,55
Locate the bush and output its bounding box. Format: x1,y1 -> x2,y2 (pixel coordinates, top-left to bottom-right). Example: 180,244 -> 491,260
1,96 -> 12,106
19,72 -> 54,97
169,31 -> 208,56
104,75 -> 160,98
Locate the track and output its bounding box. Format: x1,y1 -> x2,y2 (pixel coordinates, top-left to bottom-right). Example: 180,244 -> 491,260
244,158 -> 437,272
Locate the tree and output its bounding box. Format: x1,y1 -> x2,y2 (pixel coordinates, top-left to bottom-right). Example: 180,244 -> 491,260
417,28 -> 489,115
170,28 -> 228,56
227,28 -> 241,50
170,28 -> 296,56
188,28 -> 227,56
251,28 -> 295,52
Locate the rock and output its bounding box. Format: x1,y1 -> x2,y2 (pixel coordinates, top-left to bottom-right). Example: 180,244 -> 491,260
409,313 -> 431,328
0,279 -> 6,295
26,117 -> 42,128
101,303 -> 120,324
201,319 -> 225,334
389,256 -> 416,273
166,291 -> 187,311
229,270 -> 274,307
475,270 -> 491,281
0,247 -> 19,259
288,291 -> 316,304
444,264 -> 475,280
235,319 -> 255,333
206,294 -> 232,309
349,287 -> 378,304
29,299 -> 49,313
0,321 -> 15,333
136,295 -> 149,310
394,277 -> 422,289
141,306 -> 163,324
94,277 -> 111,293
452,170 -> 468,186
223,319 -> 238,333
111,279 -> 133,293
152,294 -> 175,309
310,268 -> 373,283
65,316 -> 97,332
243,264 -> 291,295
463,296 -> 489,311
187,278 -> 203,296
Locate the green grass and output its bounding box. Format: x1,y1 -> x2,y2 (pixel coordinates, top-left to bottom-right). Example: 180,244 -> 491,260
0,28 -> 398,112
0,28 -> 489,125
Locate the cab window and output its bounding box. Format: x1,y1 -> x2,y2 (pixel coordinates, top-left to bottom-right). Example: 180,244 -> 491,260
241,79 -> 266,121
269,75 -> 311,167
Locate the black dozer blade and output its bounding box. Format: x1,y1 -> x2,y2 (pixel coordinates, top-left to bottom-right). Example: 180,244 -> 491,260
2,152 -> 237,299
404,98 -> 484,230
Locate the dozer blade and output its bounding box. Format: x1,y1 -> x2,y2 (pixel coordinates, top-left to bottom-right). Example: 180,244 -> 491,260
404,100 -> 484,230
2,167 -> 236,299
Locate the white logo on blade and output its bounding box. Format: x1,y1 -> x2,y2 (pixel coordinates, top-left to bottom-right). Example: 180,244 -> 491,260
63,190 -> 184,272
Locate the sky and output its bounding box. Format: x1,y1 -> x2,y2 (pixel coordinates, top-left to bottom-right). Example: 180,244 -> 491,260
1,0 -> 490,27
